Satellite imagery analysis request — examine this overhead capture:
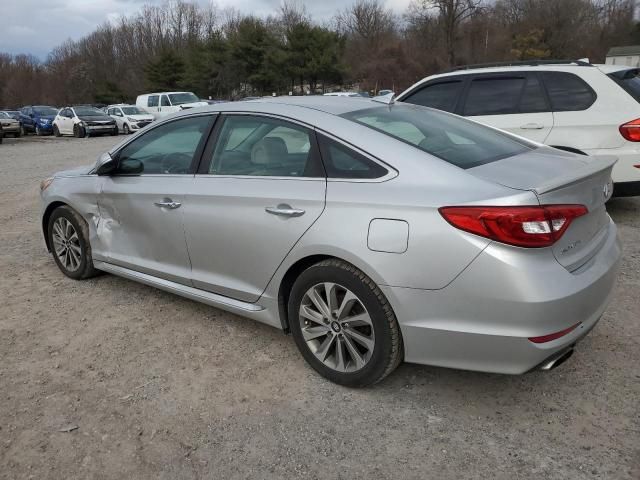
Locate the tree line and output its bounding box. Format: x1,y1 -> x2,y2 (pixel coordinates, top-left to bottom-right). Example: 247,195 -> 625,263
0,0 -> 638,108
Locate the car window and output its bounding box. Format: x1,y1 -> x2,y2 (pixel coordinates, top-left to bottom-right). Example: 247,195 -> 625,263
519,75 -> 549,113
463,77 -> 526,116
318,135 -> 388,179
342,104 -> 532,169
541,71 -> 596,111
160,95 -> 171,107
116,115 -> 211,175
402,80 -> 463,113
208,115 -> 322,177
148,95 -> 159,108
607,68 -> 640,104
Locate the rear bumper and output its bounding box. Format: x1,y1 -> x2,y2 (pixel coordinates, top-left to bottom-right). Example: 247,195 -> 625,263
382,220 -> 621,374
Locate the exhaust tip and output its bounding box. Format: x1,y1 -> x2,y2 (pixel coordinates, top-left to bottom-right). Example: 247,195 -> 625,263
539,347 -> 574,371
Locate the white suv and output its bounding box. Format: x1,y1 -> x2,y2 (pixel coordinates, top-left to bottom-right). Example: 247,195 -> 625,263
106,104 -> 154,134
397,60 -> 640,196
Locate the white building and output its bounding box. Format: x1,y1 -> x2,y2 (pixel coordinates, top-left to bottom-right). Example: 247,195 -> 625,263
606,46 -> 640,67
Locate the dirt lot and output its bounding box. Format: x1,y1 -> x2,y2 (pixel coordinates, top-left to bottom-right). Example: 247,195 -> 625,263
0,134 -> 638,479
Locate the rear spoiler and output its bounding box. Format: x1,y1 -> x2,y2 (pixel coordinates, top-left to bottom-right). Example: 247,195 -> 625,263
533,155 -> 617,195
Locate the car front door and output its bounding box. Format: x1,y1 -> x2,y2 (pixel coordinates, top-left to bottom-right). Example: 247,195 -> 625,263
461,72 -> 554,143
96,114 -> 215,285
183,114 -> 327,302
57,109 -> 70,134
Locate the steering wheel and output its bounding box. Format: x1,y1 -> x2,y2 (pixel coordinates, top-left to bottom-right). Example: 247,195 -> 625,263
161,152 -> 192,174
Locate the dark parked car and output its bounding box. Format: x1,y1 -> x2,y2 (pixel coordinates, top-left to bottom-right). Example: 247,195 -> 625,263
19,105 -> 59,136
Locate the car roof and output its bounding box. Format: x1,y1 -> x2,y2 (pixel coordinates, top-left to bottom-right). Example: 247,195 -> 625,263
396,62 -> 628,99
208,96 -> 382,116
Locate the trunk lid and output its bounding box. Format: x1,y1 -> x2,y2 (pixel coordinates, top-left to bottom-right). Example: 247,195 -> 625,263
469,147 -> 616,271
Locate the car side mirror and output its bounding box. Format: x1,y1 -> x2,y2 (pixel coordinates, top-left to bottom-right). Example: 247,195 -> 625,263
96,152 -> 116,175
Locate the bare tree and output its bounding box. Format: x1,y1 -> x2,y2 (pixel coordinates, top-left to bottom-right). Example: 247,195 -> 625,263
410,0 -> 484,66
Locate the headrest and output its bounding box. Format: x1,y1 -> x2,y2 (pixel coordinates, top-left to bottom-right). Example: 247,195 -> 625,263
251,137 -> 288,165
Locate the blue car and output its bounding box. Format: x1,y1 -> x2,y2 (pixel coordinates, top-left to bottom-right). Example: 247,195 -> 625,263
19,105 -> 58,135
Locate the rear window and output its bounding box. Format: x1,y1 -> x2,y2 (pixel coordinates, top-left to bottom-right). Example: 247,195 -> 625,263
608,68 -> 640,103
541,72 -> 596,111
341,104 -> 532,169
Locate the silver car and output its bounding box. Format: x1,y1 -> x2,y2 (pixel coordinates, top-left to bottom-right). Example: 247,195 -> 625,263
40,98 -> 621,386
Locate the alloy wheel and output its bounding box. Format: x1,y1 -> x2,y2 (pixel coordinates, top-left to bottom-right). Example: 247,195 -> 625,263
298,282 -> 375,373
51,217 -> 82,272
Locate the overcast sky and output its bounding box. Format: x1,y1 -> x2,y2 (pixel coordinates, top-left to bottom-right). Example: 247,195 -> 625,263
1,0 -> 413,60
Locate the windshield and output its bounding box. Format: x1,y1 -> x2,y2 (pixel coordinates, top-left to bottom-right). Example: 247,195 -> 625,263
33,106 -> 58,116
341,104 -> 532,169
168,92 -> 199,105
74,107 -> 106,116
0,112 -> 9,119
608,68 -> 640,103
121,106 -> 144,115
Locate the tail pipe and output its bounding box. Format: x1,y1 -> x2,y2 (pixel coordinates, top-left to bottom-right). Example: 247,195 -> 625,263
538,346 -> 575,371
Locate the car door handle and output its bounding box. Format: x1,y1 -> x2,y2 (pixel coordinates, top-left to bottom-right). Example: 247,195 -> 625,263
265,205 -> 305,217
520,123 -> 545,130
154,199 -> 181,209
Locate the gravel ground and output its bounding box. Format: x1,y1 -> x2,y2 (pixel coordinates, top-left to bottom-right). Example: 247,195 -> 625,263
0,134 -> 638,480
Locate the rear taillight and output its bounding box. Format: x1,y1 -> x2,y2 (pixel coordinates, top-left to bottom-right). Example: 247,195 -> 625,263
439,205 -> 588,248
619,118 -> 640,141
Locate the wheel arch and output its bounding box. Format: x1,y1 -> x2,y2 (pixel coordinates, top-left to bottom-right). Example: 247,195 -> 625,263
276,253 -> 388,333
42,201 -> 69,251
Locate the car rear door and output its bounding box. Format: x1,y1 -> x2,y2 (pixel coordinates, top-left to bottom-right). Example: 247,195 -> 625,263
96,114 -> 215,285
461,72 -> 554,143
183,113 -> 327,302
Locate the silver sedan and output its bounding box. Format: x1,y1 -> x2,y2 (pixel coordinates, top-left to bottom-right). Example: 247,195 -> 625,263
39,98 -> 621,386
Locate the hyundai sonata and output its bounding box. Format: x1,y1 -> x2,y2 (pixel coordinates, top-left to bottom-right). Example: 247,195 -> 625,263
40,98 -> 621,386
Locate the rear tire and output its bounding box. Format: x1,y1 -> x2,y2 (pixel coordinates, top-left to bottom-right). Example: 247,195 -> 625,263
288,259 -> 403,387
47,206 -> 99,280
110,127 -> 118,136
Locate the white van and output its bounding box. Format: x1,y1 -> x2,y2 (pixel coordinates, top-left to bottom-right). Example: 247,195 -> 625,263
135,92 -> 209,119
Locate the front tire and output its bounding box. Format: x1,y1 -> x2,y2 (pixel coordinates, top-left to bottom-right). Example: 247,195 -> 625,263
19,125 -> 25,136
53,125 -> 62,137
288,259 -> 403,387
73,124 -> 85,138
110,127 -> 118,136
123,124 -> 130,135
35,125 -> 43,136
47,206 -> 98,280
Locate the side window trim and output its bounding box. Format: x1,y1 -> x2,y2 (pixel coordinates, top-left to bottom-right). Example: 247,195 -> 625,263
110,113 -> 217,176
196,112 -> 325,179
314,129 -> 397,183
